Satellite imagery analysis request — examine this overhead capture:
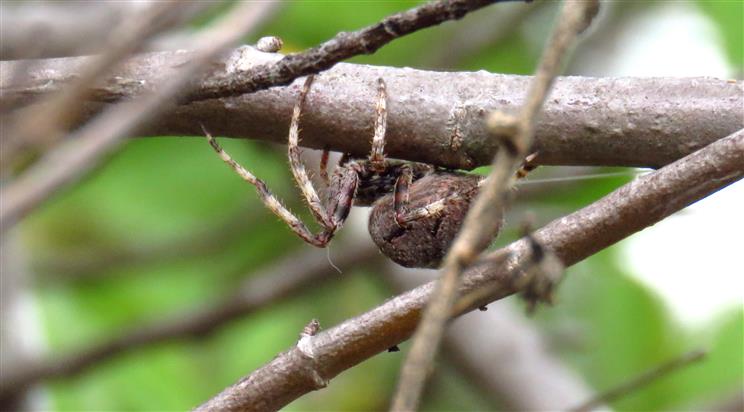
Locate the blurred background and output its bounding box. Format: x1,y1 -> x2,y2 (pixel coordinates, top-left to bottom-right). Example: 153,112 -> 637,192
1,1 -> 742,411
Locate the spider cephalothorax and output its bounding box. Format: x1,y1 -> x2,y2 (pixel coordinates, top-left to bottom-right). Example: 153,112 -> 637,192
205,75 -> 525,268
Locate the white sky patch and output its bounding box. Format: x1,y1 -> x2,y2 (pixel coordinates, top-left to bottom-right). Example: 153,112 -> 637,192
596,2 -> 732,78
621,181 -> 744,326
590,2 -> 740,326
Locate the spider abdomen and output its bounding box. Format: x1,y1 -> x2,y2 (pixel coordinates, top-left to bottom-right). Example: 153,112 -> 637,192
368,172 -> 486,268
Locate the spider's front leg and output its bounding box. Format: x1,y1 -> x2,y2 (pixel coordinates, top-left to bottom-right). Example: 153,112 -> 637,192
204,75 -> 349,248
392,152 -> 540,229
204,128 -> 336,247
287,75 -> 334,230
392,165 -> 452,228
325,165 -> 360,230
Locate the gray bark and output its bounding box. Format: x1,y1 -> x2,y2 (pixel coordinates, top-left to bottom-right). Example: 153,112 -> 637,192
3,46 -> 741,169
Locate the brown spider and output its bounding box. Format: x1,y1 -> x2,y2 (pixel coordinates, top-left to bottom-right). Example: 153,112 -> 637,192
205,75 -> 532,268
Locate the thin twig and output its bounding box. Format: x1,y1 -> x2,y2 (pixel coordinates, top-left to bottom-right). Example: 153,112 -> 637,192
180,0 -> 519,103
3,49 -> 741,170
390,2 -> 599,409
0,239 -> 379,401
570,349 -> 707,412
0,2 -> 279,235
194,128 -> 744,412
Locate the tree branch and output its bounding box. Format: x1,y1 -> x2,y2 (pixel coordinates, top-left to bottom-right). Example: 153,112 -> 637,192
179,0 -> 518,104
3,48 -> 740,170
0,239 -> 379,402
194,129 -> 744,412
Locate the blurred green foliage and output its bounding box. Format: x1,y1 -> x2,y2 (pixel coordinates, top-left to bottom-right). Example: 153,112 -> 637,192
13,1 -> 742,411
538,253 -> 743,411
696,0 -> 744,71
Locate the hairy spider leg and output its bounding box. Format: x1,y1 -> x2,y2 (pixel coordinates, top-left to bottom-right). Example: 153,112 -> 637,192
287,75 -> 334,229
392,165 -> 448,227
393,153 -> 540,228
369,78 -> 387,172
392,165 -> 413,227
203,127 -> 333,247
316,78 -> 386,186
326,164 -> 360,228
319,148 -> 331,186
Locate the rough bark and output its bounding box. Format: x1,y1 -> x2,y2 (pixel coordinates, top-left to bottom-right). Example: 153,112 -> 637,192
2,47 -> 741,169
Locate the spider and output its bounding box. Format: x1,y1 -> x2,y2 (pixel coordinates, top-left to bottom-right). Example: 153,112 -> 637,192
205,75 -> 534,268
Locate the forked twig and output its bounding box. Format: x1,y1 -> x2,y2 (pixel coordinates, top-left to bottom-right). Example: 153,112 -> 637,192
390,2 -> 599,409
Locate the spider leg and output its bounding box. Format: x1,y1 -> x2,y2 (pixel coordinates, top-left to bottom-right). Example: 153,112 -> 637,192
394,152 -> 539,228
393,165 -> 454,227
326,165 -> 360,230
319,148 -> 331,186
338,153 -> 351,166
369,78 -> 387,172
287,75 -> 334,228
516,151 -> 539,179
393,165 -> 412,227
477,151 -> 540,191
204,128 -> 333,247
397,197 -> 452,226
